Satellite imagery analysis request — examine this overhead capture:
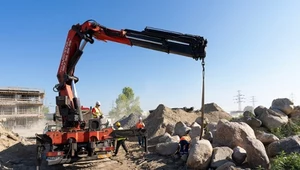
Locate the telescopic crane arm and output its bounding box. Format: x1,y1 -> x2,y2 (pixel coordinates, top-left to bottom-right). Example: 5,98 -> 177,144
54,19 -> 207,129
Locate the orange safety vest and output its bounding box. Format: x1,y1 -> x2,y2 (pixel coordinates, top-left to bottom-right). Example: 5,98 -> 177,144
180,135 -> 191,142
136,122 -> 145,129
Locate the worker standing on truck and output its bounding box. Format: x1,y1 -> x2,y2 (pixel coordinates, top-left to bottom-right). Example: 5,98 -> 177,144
136,116 -> 145,147
91,101 -> 103,118
113,122 -> 129,156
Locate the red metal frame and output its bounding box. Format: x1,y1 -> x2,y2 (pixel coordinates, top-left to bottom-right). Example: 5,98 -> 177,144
46,127 -> 114,145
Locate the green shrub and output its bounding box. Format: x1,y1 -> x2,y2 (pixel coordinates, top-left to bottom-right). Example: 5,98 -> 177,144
270,120 -> 300,139
271,151 -> 300,170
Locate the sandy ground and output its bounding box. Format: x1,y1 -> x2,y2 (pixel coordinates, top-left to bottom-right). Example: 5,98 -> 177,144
0,139 -> 188,170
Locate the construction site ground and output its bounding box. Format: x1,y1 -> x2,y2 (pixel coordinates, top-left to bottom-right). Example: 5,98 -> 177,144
0,139 -> 186,170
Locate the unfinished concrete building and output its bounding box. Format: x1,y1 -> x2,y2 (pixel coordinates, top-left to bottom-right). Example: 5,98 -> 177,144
0,87 -> 45,129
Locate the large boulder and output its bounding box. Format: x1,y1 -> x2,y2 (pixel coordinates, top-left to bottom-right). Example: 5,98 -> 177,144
186,139 -> 213,169
210,146 -> 233,168
158,132 -> 172,143
188,122 -> 202,139
174,121 -> 191,137
267,135 -> 300,157
195,117 -> 209,126
155,141 -> 179,156
166,135 -> 180,143
165,124 -> 175,135
270,98 -> 294,115
213,119 -> 270,169
144,104 -> 199,142
213,119 -> 256,148
254,106 -> 288,130
290,106 -> 300,121
245,138 -> 270,169
232,146 -> 247,165
243,116 -> 262,128
255,130 -> 279,145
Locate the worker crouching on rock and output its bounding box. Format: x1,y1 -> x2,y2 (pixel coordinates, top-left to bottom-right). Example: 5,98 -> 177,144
113,122 -> 129,156
179,131 -> 191,156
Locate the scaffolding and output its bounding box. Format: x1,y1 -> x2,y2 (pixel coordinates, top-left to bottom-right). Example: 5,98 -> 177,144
0,87 -> 45,129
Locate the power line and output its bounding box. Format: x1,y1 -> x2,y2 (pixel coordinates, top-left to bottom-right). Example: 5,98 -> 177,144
233,90 -> 245,111
250,96 -> 257,108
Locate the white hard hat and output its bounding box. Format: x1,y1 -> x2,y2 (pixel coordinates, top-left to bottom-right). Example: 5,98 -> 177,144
139,117 -> 142,120
96,101 -> 101,105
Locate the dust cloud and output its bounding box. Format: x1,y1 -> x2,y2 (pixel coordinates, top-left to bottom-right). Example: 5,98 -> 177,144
12,119 -> 49,138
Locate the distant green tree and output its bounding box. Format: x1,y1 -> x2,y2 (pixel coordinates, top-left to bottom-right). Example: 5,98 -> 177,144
109,87 -> 143,119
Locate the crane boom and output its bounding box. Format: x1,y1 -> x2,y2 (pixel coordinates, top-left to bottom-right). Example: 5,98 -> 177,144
53,19 -> 207,130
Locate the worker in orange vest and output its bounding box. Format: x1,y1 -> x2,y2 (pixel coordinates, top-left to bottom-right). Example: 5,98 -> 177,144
179,132 -> 191,156
136,116 -> 145,147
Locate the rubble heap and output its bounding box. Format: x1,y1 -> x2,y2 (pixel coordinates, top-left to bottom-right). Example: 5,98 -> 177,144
0,123 -> 29,152
144,104 -> 199,141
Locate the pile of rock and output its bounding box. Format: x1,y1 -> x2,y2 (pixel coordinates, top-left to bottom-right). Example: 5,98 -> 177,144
143,104 -> 199,143
148,98 -> 300,169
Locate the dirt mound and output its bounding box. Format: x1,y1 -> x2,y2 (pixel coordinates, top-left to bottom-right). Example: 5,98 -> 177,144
144,104 -> 199,141
201,103 -> 225,113
194,103 -> 232,122
116,113 -> 143,129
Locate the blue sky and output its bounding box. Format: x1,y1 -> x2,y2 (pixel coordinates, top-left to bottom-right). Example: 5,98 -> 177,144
0,0 -> 299,114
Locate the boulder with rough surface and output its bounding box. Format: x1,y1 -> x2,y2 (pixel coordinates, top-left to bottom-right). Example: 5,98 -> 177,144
158,132 -> 171,143
290,106 -> 300,121
255,130 -> 279,145
188,122 -> 202,139
186,139 -> 213,169
270,98 -> 294,115
232,146 -> 247,165
254,106 -> 288,130
213,119 -> 270,169
144,104 -> 198,142
213,120 -> 256,148
267,135 -> 300,157
210,146 -> 233,168
245,138 -> 270,169
166,135 -> 180,143
155,141 -> 179,156
165,124 -> 175,135
174,121 -> 191,137
243,116 -> 262,128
